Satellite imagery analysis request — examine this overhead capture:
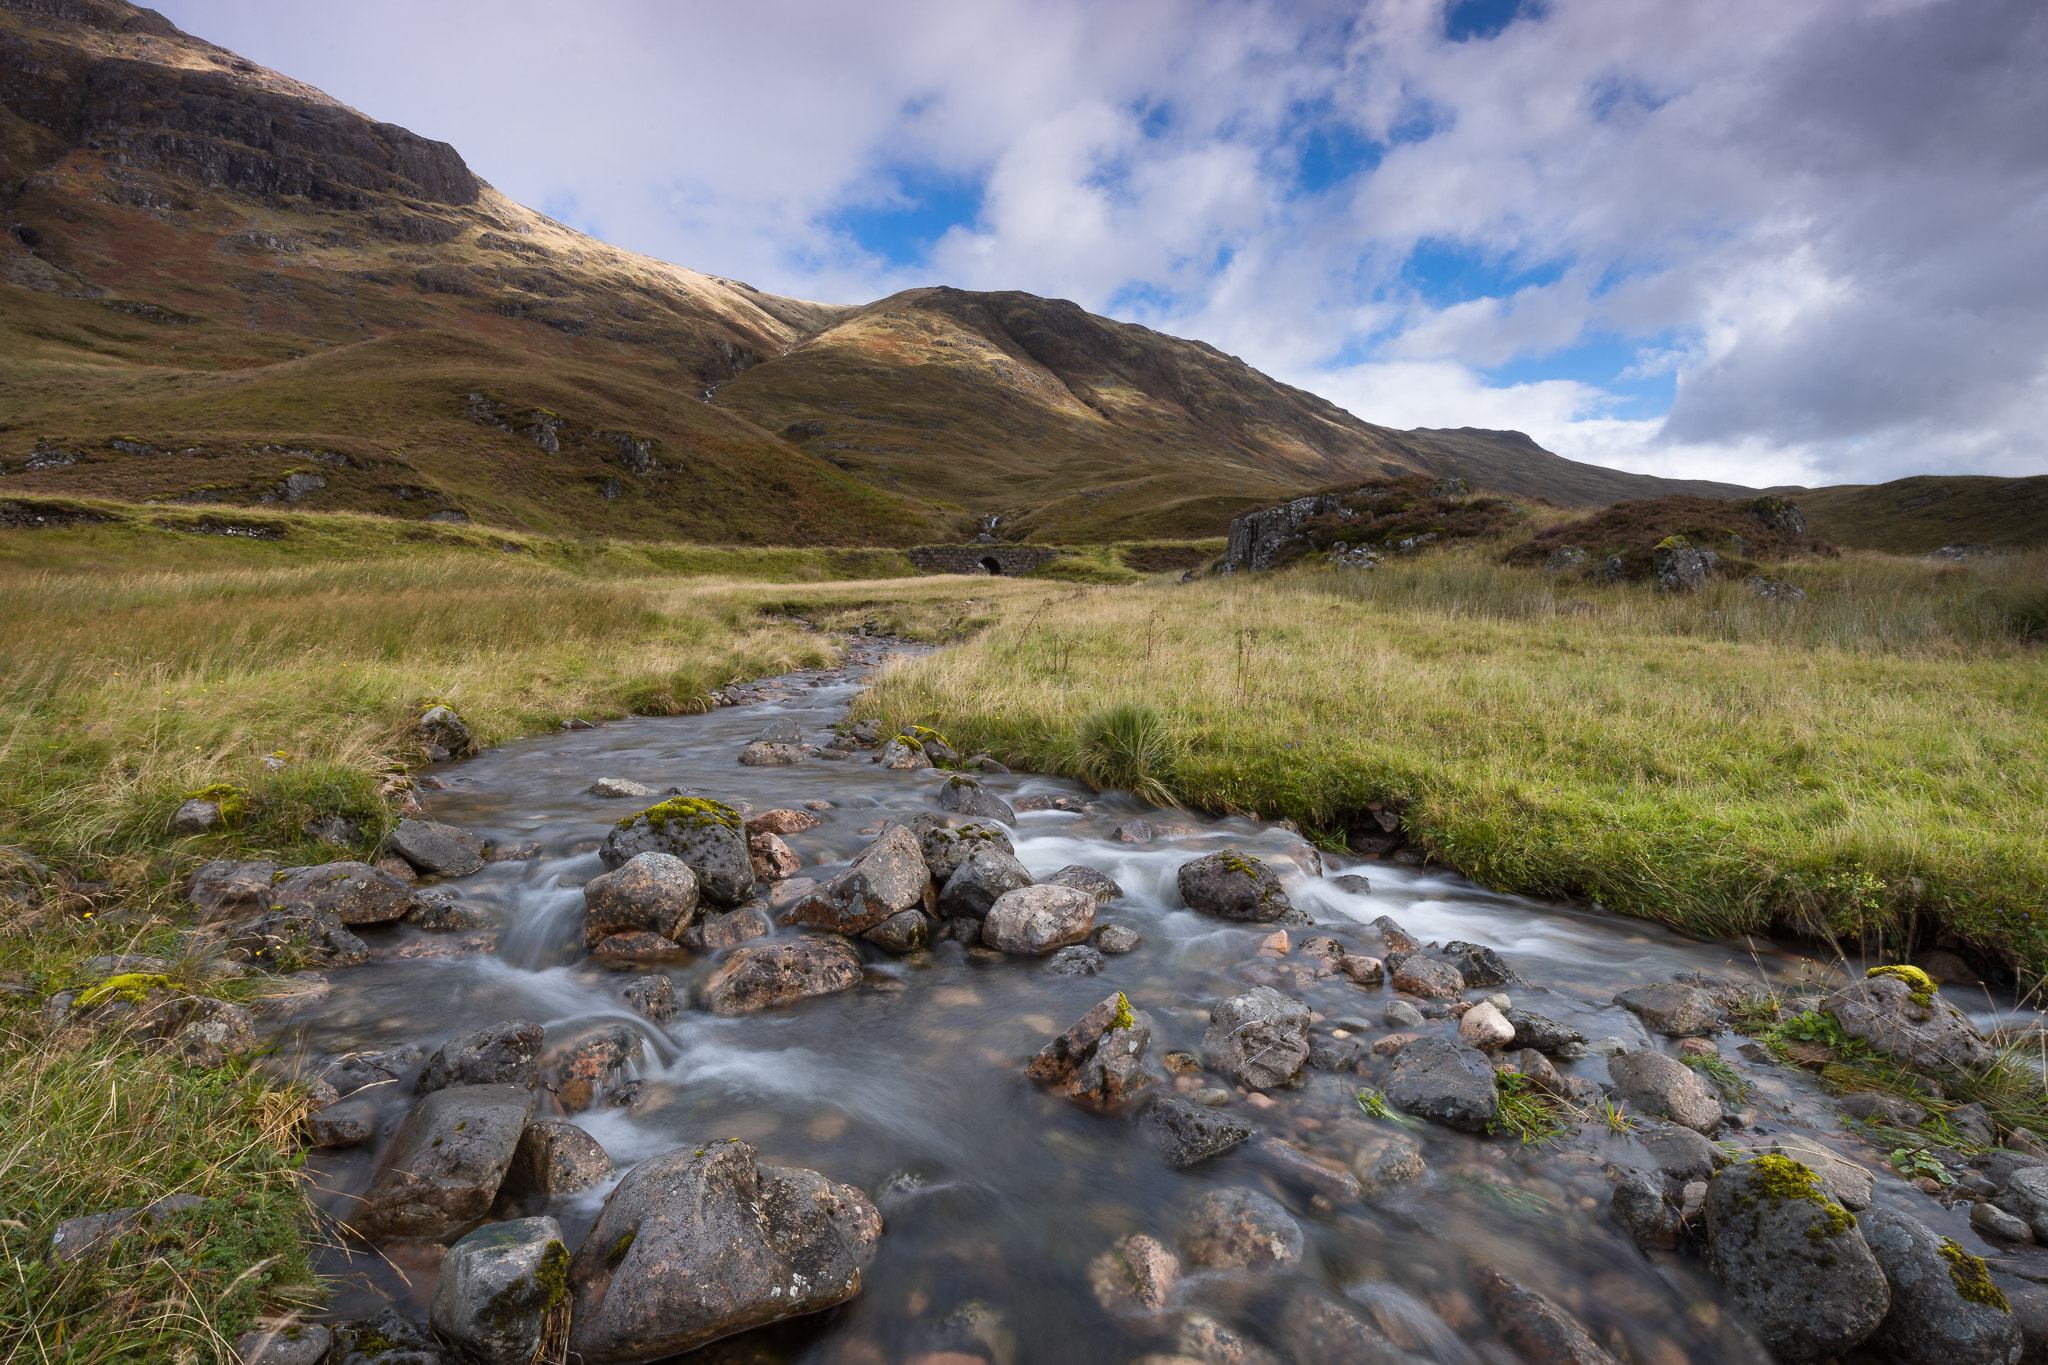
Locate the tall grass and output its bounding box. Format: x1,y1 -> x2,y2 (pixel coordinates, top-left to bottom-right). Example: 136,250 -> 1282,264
860,552 -> 2048,963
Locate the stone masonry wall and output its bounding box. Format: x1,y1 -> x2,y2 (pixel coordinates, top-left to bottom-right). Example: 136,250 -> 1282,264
907,545 -> 1060,577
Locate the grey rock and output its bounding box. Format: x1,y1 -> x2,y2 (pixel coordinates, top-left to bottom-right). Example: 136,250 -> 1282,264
1704,1156 -> 1889,1362
227,907 -> 369,970
582,852 -> 700,946
1328,873 -> 1372,894
1980,1151 -> 2048,1191
1178,849 -> 1293,922
587,777 -> 657,798
388,818 -> 486,877
936,845 -> 1033,919
186,858 -> 279,916
703,938 -> 863,1016
306,814 -> 361,847
566,1139 -> 881,1362
321,1045 -> 427,1096
418,705 -> 470,752
621,974 -> 677,1022
416,1020 -> 543,1095
982,883 -> 1096,955
599,799 -> 754,907
1953,1102 -> 1998,1147
1115,819 -> 1153,843
168,998 -> 255,1068
937,774 -> 1016,825
333,1308 -> 444,1364
1655,536 -> 1714,593
1861,1205 -> 2020,1365
1096,923 -> 1142,954
49,1194 -> 206,1263
861,908 -> 931,954
921,821 -> 1015,883
303,1098 -> 376,1148
1049,864 -> 1124,903
1141,1096 -> 1254,1167
1178,1187 -> 1303,1269
273,861 -> 415,925
403,894 -> 494,931
1203,985 -> 1312,1089
1383,1000 -> 1425,1028
678,904 -> 772,950
1589,1035 -> 1630,1057
785,825 -> 932,935
1638,1124 -> 1732,1183
1049,945 -> 1106,975
1272,1286 -> 1403,1365
1443,939 -> 1513,987
1612,1171 -> 1680,1249
1390,954 -> 1465,999
170,798 -> 222,834
232,1322 -> 331,1365
1507,1007 -> 1587,1053
1825,973 -> 1994,1071
1372,915 -> 1422,953
506,1119 -> 614,1198
874,736 -> 931,769
431,1216 -> 571,1365
1997,1169 -> 2048,1241
737,740 -> 806,766
354,1083 -> 537,1239
754,716 -> 803,744
1384,1036 -> 1499,1132
1608,1049 -> 1722,1133
1972,1201 -> 2034,1243
1345,1128 -> 1427,1195
1615,983 -> 1722,1036
1473,1268 -> 1623,1365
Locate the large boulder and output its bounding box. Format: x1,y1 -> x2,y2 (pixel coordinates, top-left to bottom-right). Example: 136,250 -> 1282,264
544,1025 -> 642,1114
783,826 -> 932,935
1384,1036 -> 1498,1132
1825,969 -> 1995,1071
981,883 -> 1095,955
1202,986 -> 1312,1089
1704,1155 -> 1890,1362
388,819 -> 486,878
702,938 -> 863,1016
1607,1049 -> 1723,1134
936,845 -> 1033,919
226,907 -> 369,970
1390,955 -> 1465,999
354,1084 -> 537,1239
1614,983 -> 1722,1037
1049,865 -> 1124,903
187,858 -> 278,917
1860,1205 -> 2021,1365
1178,1187 -> 1303,1269
936,774 -> 1015,825
566,1139 -> 880,1363
737,741 -> 805,766
583,853 -> 700,947
1507,1008 -> 1587,1055
920,821 -> 1014,883
273,861 -> 415,925
600,798 -> 754,907
431,1216 -> 571,1365
1177,850 -> 1293,922
415,1020 -> 543,1095
861,908 -> 931,955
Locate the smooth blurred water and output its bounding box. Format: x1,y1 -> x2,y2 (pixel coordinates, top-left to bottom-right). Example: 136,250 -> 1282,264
279,647 -> 1999,1362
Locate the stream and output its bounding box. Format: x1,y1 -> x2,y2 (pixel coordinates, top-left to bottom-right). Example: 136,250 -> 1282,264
270,641 -> 2017,1364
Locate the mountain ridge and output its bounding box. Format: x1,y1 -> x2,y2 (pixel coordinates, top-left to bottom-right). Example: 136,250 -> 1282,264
0,0 -> 1828,548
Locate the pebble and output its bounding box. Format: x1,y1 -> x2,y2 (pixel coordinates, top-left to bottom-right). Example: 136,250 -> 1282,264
1588,1035 -> 1630,1057
1484,993 -> 1512,1012
1972,1201 -> 2034,1242
1384,1000 -> 1425,1028
1193,1088 -> 1233,1107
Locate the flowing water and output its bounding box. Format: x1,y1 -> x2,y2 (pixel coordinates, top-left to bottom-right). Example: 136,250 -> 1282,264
276,644 -> 2007,1363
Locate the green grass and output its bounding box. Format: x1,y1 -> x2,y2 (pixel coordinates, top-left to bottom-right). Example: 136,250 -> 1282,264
0,904 -> 321,1362
857,549 -> 2048,968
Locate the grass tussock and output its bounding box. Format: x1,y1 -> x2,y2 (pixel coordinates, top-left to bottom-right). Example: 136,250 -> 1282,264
859,550 -> 2048,964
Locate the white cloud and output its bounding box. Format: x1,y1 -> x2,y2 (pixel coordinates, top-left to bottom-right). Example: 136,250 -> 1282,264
154,0 -> 2048,488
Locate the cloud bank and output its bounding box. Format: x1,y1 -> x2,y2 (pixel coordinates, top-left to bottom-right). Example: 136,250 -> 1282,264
159,0 -> 2048,488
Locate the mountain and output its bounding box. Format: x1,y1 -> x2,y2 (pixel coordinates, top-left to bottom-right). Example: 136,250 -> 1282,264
1,0 -> 1780,546
1763,475 -> 2048,553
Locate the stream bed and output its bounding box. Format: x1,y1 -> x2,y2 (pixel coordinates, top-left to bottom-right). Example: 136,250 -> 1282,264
269,643 -> 2025,1364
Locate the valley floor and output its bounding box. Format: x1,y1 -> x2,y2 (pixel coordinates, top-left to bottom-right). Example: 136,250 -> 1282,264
0,517 -> 2042,1356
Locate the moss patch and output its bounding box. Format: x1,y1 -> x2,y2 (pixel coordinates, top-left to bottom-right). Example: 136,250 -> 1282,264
1737,1155 -> 1856,1244
603,1230 -> 635,1268
624,797 -> 740,835
1938,1237 -> 2009,1311
481,1238 -> 571,1330
181,783 -> 247,825
1868,964 -> 1938,994
74,973 -> 172,1008
1110,992 -> 1136,1031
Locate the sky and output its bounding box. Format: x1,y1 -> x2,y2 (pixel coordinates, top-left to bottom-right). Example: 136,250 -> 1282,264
158,0 -> 2048,489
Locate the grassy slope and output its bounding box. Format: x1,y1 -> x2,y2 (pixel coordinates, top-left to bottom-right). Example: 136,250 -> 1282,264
1785,474 -> 2048,553
859,550 -> 2048,967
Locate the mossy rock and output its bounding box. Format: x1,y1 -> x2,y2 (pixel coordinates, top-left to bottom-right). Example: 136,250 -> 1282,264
601,798 -> 753,906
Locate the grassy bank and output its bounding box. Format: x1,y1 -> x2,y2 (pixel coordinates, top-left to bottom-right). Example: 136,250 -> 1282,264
858,550 -> 2048,968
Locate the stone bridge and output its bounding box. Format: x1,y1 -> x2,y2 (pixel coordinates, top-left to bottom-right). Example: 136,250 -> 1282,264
907,544 -> 1060,577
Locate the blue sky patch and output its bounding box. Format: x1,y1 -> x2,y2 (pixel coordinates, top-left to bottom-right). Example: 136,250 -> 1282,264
825,167 -> 984,268
1404,238 -> 1565,307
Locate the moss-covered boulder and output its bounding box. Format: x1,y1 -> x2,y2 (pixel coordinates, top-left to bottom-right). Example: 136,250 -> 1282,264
600,798 -> 753,907
1176,849 -> 1293,923
430,1215 -> 571,1365
1824,967 -> 1994,1071
1704,1155 -> 1890,1362
1860,1206 -> 2019,1365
